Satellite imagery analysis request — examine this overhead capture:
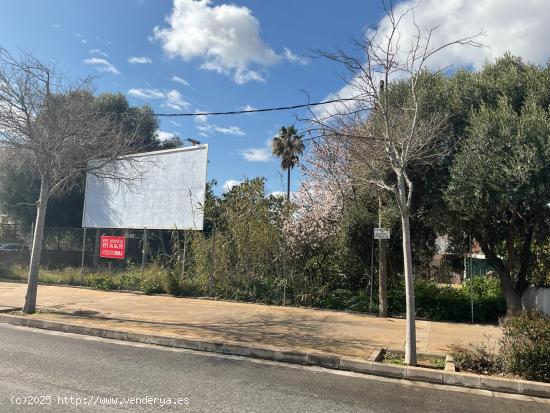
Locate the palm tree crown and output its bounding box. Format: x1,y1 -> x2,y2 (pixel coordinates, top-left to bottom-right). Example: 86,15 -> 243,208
272,126 -> 304,201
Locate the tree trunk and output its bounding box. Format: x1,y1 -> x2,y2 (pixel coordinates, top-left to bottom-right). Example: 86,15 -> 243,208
476,237 -> 524,315
378,195 -> 388,317
287,168 -> 291,201
400,210 -> 417,365
396,175 -> 416,366
494,264 -> 523,314
502,284 -> 522,314
22,181 -> 49,314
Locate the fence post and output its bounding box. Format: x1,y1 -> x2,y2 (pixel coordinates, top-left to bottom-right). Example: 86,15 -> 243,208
141,228 -> 148,272
93,229 -> 100,268
80,227 -> 87,284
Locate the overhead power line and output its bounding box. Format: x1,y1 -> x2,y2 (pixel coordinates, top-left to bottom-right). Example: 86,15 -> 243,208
153,98 -> 357,117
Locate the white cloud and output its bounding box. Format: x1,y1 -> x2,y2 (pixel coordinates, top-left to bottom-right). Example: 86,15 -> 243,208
213,125 -> 245,136
162,89 -> 191,111
194,113 -> 245,136
240,136 -> 273,162
223,179 -> 242,192
153,0 -> 281,84
241,104 -> 257,113
194,114 -> 208,124
83,58 -> 120,75
371,0 -> 550,71
172,75 -> 190,86
128,88 -> 165,99
283,47 -> 309,65
270,191 -> 285,198
320,0 -> 550,119
128,56 -> 153,64
81,39 -> 88,44
314,79 -> 363,121
89,48 -> 108,57
127,88 -> 190,111
240,147 -> 271,162
157,131 -> 177,141
197,123 -> 245,136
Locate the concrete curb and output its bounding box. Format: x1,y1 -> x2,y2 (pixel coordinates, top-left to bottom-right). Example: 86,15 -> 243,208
0,313 -> 548,398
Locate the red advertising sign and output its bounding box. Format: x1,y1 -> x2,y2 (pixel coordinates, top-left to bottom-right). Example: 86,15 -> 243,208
99,236 -> 126,259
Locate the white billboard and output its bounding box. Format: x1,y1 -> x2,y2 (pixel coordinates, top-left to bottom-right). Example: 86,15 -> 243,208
82,145 -> 208,230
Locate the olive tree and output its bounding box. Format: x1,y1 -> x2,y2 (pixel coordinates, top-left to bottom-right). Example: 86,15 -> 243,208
446,96 -> 550,313
0,48 -> 147,313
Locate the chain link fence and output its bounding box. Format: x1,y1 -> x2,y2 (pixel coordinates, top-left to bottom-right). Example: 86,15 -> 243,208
0,224 -> 178,271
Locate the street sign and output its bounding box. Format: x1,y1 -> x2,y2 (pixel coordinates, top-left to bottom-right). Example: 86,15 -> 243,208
99,236 -> 126,259
374,228 -> 390,240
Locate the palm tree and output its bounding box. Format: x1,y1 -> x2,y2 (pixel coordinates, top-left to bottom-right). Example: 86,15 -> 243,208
272,126 -> 304,201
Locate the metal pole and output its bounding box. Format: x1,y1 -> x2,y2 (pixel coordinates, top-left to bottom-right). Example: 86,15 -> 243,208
80,227 -> 87,284
378,194 -> 388,317
141,228 -> 148,272
209,224 -> 215,296
369,230 -> 374,312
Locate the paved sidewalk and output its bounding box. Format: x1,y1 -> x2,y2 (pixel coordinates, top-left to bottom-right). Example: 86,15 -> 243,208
0,282 -> 501,359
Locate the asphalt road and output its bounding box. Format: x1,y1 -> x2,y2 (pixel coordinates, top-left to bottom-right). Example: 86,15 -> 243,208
0,324 -> 546,413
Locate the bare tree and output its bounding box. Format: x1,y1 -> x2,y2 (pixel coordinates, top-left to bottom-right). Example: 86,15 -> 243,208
0,48 -> 147,313
307,3 -> 482,365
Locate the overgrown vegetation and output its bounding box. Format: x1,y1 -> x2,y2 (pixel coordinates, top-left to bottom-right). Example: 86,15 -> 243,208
0,258 -> 506,323
389,277 -> 506,322
499,311 -> 550,382
1,53 -> 549,320
453,311 -> 550,382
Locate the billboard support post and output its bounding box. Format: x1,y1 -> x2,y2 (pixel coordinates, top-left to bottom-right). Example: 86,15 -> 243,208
80,227 -> 87,284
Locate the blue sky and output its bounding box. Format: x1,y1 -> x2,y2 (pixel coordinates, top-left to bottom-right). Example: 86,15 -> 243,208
1,0 -> 549,195
0,0 -> 377,195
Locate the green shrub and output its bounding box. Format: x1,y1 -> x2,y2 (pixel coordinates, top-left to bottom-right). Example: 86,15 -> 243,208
452,311 -> 550,382
452,342 -> 500,375
162,271 -> 182,295
85,273 -> 114,291
180,277 -> 204,297
319,289 -> 371,312
0,263 -> 18,280
119,269 -> 142,291
463,275 -> 501,298
388,278 -> 505,322
499,311 -> 550,382
139,266 -> 167,295
414,281 -> 470,321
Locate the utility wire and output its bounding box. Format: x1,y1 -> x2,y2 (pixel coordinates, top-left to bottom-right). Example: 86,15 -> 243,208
153,98 -> 357,117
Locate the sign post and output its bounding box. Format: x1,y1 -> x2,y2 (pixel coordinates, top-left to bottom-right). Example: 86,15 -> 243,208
372,227 -> 390,314
99,235 -> 126,260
